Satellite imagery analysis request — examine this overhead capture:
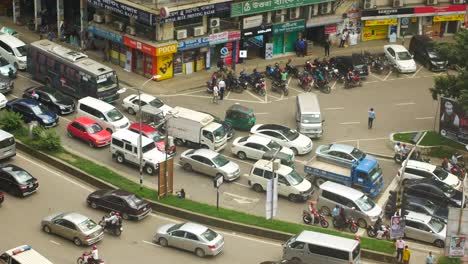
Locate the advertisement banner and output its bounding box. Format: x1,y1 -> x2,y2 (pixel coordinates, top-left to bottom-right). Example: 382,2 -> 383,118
178,37 -> 209,51
365,19 -> 398,26
362,25 -> 388,41
87,0 -> 156,26
88,25 -> 123,44
439,97 -> 467,144
124,36 -> 156,56
161,3 -> 230,23
156,43 -> 178,56
157,54 -> 174,81
265,43 -> 274,59
390,216 -> 405,239
209,32 -> 229,45
231,0 -> 331,17
449,236 -> 466,257
324,24 -> 337,34
414,4 -> 466,14
243,15 -> 264,29
433,14 -> 465,22
272,20 -> 305,34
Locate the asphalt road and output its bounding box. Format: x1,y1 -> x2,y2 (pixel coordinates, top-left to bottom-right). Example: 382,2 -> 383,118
8,64 -> 440,224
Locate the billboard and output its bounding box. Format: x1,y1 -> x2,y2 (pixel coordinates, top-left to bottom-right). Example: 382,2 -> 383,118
439,97 -> 468,144
449,236 -> 466,257
390,216 -> 405,239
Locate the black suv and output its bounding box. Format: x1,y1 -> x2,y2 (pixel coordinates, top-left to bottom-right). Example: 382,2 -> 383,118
333,53 -> 369,78
22,85 -> 75,115
409,35 -> 447,71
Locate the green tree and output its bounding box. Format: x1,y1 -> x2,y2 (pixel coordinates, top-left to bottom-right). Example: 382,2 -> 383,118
430,30 -> 468,111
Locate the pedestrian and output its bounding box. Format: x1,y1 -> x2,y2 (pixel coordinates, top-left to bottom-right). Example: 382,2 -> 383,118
395,238 -> 405,263
177,188 -> 186,199
212,85 -> 219,104
295,38 -> 301,56
339,30 -> 348,48
426,251 -> 435,264
402,245 -> 411,264
297,38 -> 305,57
368,108 -> 376,129
324,36 -> 331,57
218,79 -> 226,100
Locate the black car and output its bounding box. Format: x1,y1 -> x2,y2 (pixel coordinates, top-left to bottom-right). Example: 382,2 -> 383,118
333,54 -> 369,78
404,178 -> 466,208
0,191 -> 4,204
0,75 -> 13,94
86,189 -> 152,220
6,98 -> 59,128
22,86 -> 75,115
200,111 -> 234,140
0,164 -> 39,197
403,194 -> 448,223
409,35 -> 447,71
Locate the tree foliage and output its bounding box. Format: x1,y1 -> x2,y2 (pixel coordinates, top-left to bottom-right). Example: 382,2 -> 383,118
430,30 -> 468,110
0,110 -> 24,132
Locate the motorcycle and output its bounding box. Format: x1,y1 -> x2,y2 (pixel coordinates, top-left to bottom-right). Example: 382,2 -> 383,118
271,80 -> 289,96
367,224 -> 391,240
99,216 -> 123,236
285,61 -> 300,79
394,150 -> 431,164
298,72 -> 313,92
226,74 -> 244,93
344,74 -> 362,89
302,209 -> 329,228
77,253 -> 105,264
265,64 -> 280,80
239,70 -> 254,89
313,75 -> 331,94
253,78 -> 266,96
333,216 -> 358,233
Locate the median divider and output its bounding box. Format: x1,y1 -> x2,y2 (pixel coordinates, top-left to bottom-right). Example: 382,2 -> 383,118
16,141 -> 395,262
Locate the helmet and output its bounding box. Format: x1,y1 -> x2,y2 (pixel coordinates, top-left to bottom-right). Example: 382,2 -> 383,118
92,245 -> 97,250
115,212 -> 120,217
348,70 -> 353,74
396,142 -> 401,146
110,211 -> 115,216
402,144 -> 407,148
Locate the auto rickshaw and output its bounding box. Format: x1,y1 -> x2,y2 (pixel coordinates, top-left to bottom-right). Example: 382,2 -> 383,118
262,149 -> 295,169
224,103 -> 256,131
140,104 -> 165,129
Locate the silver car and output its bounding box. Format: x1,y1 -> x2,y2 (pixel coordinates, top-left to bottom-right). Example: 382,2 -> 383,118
404,212 -> 446,248
154,222 -> 224,257
41,212 -> 104,246
0,56 -> 16,78
315,143 -> 374,168
180,149 -> 240,181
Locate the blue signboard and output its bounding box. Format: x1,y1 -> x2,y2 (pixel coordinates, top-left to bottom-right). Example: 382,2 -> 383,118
87,0 -> 157,26
178,37 -> 209,51
88,25 -> 124,44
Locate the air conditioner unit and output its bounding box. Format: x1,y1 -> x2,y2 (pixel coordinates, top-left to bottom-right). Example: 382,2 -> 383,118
176,29 -> 187,40
210,27 -> 221,34
275,9 -> 286,15
93,14 -> 104,24
125,26 -> 136,36
320,3 -> 330,14
309,5 -> 319,17
274,14 -> 285,23
290,7 -> 300,19
113,21 -> 125,32
452,0 -> 464,3
193,26 -> 204,37
393,0 -> 404,7
426,0 -> 437,4
363,0 -> 375,9
210,18 -> 220,28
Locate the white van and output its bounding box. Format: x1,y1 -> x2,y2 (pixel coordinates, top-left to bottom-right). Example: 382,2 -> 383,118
283,231 -> 361,264
0,245 -> 53,264
296,93 -> 323,138
0,33 -> 27,70
0,129 -> 15,160
77,96 -> 130,133
247,159 -> 313,202
111,129 -> 166,175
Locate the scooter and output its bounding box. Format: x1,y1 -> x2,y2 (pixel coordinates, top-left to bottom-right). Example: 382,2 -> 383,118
394,150 -> 431,164
99,216 -> 123,236
302,209 -> 329,228
367,224 -> 391,240
271,80 -> 289,96
77,253 -> 105,264
333,216 -> 358,233
298,72 -> 313,92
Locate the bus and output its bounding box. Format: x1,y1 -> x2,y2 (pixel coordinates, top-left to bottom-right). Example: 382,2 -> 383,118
27,39 -> 120,103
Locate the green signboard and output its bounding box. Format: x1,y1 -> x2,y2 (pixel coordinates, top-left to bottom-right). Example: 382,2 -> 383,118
231,0 -> 333,17
272,20 -> 305,34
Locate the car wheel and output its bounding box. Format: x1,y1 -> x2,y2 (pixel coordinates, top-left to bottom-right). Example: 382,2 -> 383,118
88,140 -> 95,148
195,248 -> 206,258
145,165 -> 155,175
127,107 -> 136,115
315,178 -> 326,187
183,163 -> 193,172
440,129 -> 447,136
122,213 -> 129,220
253,184 -> 263,192
237,151 -> 247,160
357,218 -> 367,228
291,148 -> 298,156
434,239 -> 444,248
288,194 -> 299,202
174,138 -> 184,146
90,202 -> 98,209
73,237 -> 82,246
43,225 -> 52,234
116,154 -> 125,164
321,206 -> 331,216
158,237 -> 168,247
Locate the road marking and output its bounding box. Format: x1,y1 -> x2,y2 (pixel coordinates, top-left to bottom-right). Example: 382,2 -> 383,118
246,90 -> 266,103
411,67 -> 423,78
142,240 -> 161,247
255,112 -> 270,115
340,121 -> 361,125
383,70 -> 392,81
181,88 -> 206,95
395,102 -> 415,106
324,107 -> 344,110
290,87 -> 303,93
232,182 -> 250,188
49,240 -> 61,246
225,91 -> 231,99
331,80 -> 337,90
370,73 -> 384,82
415,116 -> 433,120
268,93 -> 280,100
224,191 -> 259,203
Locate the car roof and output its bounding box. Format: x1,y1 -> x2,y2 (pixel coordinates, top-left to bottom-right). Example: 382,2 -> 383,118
254,159 -> 293,175
0,33 -> 26,48
28,85 -> 54,93
78,96 -> 114,112
179,222 -> 208,235
73,117 -> 97,126
61,212 -> 89,224
329,144 -> 354,154
384,44 -> 408,52
138,93 -> 156,102
110,189 -> 136,199
189,148 -> 219,159
227,103 -> 253,113
406,211 -> 432,223
246,135 -> 271,144
405,160 -> 436,171
412,35 -> 432,43
112,129 -> 154,146
257,124 -> 288,131
296,231 -> 359,252
320,181 -> 364,200
129,123 -> 156,133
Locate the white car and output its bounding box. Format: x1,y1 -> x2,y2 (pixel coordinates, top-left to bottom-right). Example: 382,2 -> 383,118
0,93 -> 7,109
384,44 -> 417,73
250,124 -> 313,155
122,93 -> 172,116
398,160 -> 461,190
231,135 -> 294,161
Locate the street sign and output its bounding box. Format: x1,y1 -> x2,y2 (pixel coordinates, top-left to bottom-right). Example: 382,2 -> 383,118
214,174 -> 224,188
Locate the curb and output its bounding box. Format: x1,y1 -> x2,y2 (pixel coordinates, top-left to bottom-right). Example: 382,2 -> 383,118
16,141 -> 395,262
366,151 -> 394,160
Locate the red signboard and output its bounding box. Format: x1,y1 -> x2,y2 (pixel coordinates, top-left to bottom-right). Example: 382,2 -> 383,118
325,24 -> 337,34
228,31 -> 241,42
414,4 -> 466,14
124,36 -> 156,56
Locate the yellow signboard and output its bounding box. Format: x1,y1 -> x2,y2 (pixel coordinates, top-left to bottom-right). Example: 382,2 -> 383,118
156,43 -> 177,56
156,54 -> 174,81
365,19 -> 398,26
362,25 -> 388,41
433,14 -> 465,22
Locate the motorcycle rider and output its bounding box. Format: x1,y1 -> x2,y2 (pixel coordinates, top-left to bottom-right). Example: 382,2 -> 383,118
280,70 -> 288,85
314,69 -> 326,87
104,212 -> 120,229
332,204 -> 345,228
252,68 -> 262,83
346,70 -> 355,83
86,245 -> 99,264
394,142 -> 405,161
308,201 -> 316,224
442,157 -> 453,172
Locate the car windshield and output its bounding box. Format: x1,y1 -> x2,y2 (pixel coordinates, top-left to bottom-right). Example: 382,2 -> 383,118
397,51 -> 412,60
105,109 -> 124,122
77,219 -> 98,232
301,114 -> 321,124
15,45 -> 27,57
428,218 -> 445,233
213,126 -> 226,142
368,164 -> 382,182
86,123 -> 103,134
11,169 -> 33,184
281,127 -> 299,141
142,142 -> 156,153
422,200 -> 437,213
30,104 -> 49,115
351,148 -> 366,160
212,154 -> 229,167
267,140 -> 281,150
149,98 -> 164,108
285,170 -> 304,186
433,167 -> 449,180
147,131 -> 165,142
168,223 -> 184,233
355,195 -> 376,212
97,73 -> 117,92
49,91 -> 69,102
0,57 -> 9,66
201,228 -> 218,241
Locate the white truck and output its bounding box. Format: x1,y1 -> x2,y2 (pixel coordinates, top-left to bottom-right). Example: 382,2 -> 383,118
0,245 -> 53,264
167,107 -> 227,152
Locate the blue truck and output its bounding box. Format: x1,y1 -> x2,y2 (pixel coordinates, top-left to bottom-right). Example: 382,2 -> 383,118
304,158 -> 384,198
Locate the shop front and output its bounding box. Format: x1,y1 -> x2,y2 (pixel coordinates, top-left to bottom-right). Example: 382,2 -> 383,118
240,24 -> 272,59
209,31 -> 241,68
88,24 -> 126,67
362,19 -> 397,41
305,15 -> 343,45
272,20 -> 305,55
174,37 -> 209,75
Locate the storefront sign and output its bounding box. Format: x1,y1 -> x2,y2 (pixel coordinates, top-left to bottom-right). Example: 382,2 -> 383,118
265,42 -> 273,59
414,4 -> 466,15
434,14 -> 465,22
242,25 -> 272,37
306,15 -> 343,28
156,43 -> 178,56
87,0 -> 156,26
124,36 -> 156,55
243,15 -> 264,29
364,18 -> 397,26
228,31 -> 241,42
161,3 -> 230,23
231,0 -> 332,17
362,25 -> 388,41
209,32 -> 229,45
362,7 -> 414,18
272,20 -> 305,34
324,24 -> 337,34
88,25 -> 123,44
156,54 -> 174,81
178,37 -> 209,51
347,4 -> 361,20
362,4 -> 466,19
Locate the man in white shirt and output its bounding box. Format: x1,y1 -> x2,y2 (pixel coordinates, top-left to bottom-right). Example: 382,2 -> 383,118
396,238 -> 405,263
218,80 -> 226,100
212,85 -> 219,104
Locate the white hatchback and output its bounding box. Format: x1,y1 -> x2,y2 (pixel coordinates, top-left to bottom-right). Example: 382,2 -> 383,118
398,160 -> 461,190
384,44 -> 417,73
250,124 -> 313,155
122,93 -> 172,116
231,135 -> 294,161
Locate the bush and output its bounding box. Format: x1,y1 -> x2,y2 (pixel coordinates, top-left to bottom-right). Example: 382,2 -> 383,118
31,126 -> 61,151
0,110 -> 24,132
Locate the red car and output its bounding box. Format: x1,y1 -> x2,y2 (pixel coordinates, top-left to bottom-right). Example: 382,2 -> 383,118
67,117 -> 112,147
128,123 -> 176,155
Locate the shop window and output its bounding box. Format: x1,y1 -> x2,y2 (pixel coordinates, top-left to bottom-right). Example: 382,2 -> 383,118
447,21 -> 458,34
134,50 -> 144,75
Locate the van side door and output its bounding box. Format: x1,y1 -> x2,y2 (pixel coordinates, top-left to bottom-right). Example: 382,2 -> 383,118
123,142 -> 138,164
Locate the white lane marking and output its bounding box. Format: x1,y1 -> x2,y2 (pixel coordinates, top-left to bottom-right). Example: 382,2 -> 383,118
181,88 -> 207,95
415,117 -> 433,120
330,80 -> 337,90
49,240 -> 61,245
268,93 -> 280,100
395,102 -> 415,106
142,240 -> 161,247
232,182 -> 250,188
246,90 -> 266,103
383,70 -> 392,81
255,112 -> 270,115
370,73 -> 384,82
290,87 -> 303,93
411,67 -> 423,78
340,121 -> 361,125
224,191 -> 259,202
225,91 -> 231,99
324,107 -> 344,110
287,77 -> 292,85
17,153 -> 95,192
216,231 -> 282,247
